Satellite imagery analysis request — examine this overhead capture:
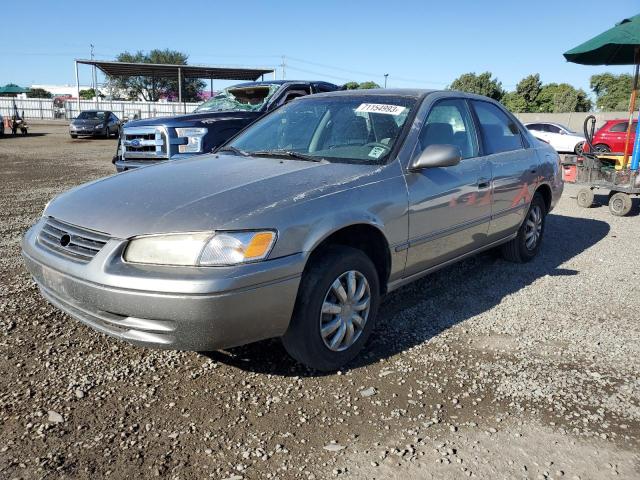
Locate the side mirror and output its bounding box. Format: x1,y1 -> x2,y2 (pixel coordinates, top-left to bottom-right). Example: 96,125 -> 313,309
409,144 -> 461,171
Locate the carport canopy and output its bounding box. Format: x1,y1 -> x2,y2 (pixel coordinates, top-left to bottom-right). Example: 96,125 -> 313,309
73,59 -> 275,108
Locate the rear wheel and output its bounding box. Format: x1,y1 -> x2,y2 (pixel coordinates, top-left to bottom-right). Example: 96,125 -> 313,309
608,192 -> 632,216
282,246 -> 380,371
501,192 -> 546,263
577,187 -> 595,208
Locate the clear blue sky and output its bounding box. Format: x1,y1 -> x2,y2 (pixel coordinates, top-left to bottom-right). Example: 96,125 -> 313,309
1,0 -> 637,97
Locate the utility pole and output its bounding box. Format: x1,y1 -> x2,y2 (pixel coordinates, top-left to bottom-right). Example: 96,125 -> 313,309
90,44 -> 98,107
280,55 -> 286,80
384,74 -> 389,88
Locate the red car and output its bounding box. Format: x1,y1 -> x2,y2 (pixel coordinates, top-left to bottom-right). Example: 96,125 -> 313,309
589,119 -> 637,153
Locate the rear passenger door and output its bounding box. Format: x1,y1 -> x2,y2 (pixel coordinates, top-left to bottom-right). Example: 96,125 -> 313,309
404,98 -> 492,275
470,100 -> 539,241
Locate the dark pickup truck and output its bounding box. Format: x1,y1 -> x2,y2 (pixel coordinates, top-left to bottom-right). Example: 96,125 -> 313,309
113,80 -> 339,172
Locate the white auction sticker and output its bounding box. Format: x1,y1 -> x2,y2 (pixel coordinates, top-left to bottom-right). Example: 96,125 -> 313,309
355,103 -> 406,115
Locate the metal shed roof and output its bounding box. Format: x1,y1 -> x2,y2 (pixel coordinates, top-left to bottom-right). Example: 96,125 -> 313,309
75,59 -> 274,80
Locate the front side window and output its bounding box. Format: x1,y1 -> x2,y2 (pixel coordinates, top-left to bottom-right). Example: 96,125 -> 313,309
472,101 -> 524,154
194,84 -> 280,113
417,99 -> 478,159
526,124 -> 542,132
226,96 -> 417,164
546,124 -> 562,134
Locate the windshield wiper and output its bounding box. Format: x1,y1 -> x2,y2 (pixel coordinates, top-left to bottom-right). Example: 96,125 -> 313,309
250,150 -> 324,162
217,145 -> 250,157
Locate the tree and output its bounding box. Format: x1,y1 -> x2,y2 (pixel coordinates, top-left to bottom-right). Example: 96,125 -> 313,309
79,88 -> 103,100
590,73 -> 632,111
26,88 -> 52,99
343,81 -> 381,90
502,91 -> 528,112
537,83 -> 591,113
449,72 -> 504,101
111,49 -> 204,102
357,81 -> 380,89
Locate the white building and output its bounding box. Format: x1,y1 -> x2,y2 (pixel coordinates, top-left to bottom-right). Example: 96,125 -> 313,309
30,84 -> 92,97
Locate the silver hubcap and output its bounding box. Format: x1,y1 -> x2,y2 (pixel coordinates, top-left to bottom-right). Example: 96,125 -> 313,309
525,205 -> 543,250
320,270 -> 371,352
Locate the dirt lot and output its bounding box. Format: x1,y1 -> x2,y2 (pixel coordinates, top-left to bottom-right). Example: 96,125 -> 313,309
1,124 -> 639,479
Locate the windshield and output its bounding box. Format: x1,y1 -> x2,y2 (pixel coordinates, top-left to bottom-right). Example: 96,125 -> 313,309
194,84 -> 280,113
226,96 -> 416,164
76,111 -> 106,120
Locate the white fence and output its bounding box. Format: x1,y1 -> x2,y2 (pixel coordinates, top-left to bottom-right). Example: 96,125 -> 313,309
0,97 -> 201,121
0,97 -> 56,119
64,99 -> 201,120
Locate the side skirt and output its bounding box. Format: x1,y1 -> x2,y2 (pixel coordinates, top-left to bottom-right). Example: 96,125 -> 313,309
385,233 -> 517,293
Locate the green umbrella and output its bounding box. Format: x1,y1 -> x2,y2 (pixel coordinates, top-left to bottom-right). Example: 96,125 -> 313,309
564,14 -> 640,165
0,84 -> 31,95
564,14 -> 640,65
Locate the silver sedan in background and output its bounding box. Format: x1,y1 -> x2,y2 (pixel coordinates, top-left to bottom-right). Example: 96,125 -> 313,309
23,89 -> 562,370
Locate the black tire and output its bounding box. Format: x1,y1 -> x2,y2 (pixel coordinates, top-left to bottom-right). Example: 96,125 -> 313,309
593,144 -> 610,153
574,142 -> 584,155
501,192 -> 546,263
282,246 -> 380,371
608,192 -> 632,216
577,187 -> 595,208
70,134 -> 77,139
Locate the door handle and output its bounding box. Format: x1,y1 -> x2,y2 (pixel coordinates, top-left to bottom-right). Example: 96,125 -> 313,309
477,178 -> 490,189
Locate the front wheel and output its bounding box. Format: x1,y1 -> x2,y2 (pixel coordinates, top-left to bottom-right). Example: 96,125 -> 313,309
501,192 -> 546,263
282,246 -> 380,371
577,187 -> 595,208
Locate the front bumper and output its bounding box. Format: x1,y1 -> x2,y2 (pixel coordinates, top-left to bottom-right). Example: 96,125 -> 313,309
70,127 -> 104,137
21,220 -> 304,351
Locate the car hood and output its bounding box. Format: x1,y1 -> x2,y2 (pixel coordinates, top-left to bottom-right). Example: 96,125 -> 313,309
45,154 -> 382,239
125,110 -> 261,128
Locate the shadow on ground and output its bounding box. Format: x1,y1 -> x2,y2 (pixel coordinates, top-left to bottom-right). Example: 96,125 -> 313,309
201,213 -> 610,376
1,133 -> 47,138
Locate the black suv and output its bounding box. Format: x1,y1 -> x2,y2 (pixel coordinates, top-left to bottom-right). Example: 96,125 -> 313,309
113,80 -> 338,172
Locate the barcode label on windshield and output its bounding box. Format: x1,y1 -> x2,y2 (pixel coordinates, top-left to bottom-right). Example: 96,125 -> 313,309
355,103 -> 406,115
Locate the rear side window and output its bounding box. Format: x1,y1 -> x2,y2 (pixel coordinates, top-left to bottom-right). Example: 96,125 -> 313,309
609,122 -> 628,132
417,99 -> 478,159
608,121 -> 637,132
472,101 -> 524,154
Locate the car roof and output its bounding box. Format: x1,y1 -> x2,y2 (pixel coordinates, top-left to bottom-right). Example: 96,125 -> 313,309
308,88 -> 437,99
525,121 -> 568,128
230,80 -> 339,88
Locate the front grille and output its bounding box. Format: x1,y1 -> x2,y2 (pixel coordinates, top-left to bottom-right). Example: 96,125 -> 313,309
121,126 -> 168,160
37,217 -> 110,263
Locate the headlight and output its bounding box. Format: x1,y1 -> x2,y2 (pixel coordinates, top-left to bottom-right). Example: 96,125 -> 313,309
95,123 -> 104,129
123,230 -> 276,266
176,127 -> 207,153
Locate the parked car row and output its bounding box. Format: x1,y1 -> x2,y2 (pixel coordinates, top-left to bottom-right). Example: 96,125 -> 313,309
26,87 -> 563,370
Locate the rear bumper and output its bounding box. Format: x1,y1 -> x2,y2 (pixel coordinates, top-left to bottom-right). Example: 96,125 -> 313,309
22,221 -> 304,351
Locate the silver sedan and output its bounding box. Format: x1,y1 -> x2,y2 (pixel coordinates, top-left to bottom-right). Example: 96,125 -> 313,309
23,89 -> 562,370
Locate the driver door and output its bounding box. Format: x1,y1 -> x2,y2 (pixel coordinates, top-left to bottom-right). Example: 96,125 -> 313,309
404,98 -> 492,276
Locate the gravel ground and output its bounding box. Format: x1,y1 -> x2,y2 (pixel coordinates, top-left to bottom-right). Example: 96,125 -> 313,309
1,125 -> 639,479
